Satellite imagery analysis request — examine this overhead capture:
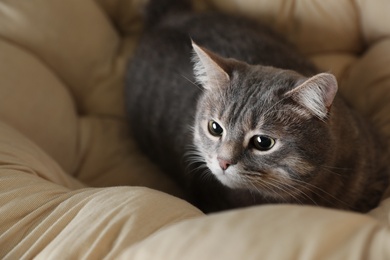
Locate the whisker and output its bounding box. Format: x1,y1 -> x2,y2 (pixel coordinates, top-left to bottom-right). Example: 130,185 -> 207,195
242,173 -> 304,204
266,178 -> 307,205
290,178 -> 350,208
321,165 -> 352,171
272,171 -> 323,206
321,168 -> 343,177
280,181 -> 318,206
198,169 -> 214,183
180,74 -> 203,91
241,176 -> 272,204
320,165 -> 351,177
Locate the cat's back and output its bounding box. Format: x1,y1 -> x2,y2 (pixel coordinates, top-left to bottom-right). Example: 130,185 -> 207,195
150,12 -> 317,74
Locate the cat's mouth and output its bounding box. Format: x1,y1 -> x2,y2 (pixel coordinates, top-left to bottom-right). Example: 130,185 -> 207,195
214,167 -> 304,199
206,158 -> 298,199
210,165 -> 264,189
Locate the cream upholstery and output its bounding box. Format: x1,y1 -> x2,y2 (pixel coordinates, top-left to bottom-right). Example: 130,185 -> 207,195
0,0 -> 389,258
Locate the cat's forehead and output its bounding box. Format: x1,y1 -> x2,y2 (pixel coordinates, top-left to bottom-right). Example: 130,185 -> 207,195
222,68 -> 296,107
202,67 -> 304,132
235,66 -> 299,93
205,91 -> 276,132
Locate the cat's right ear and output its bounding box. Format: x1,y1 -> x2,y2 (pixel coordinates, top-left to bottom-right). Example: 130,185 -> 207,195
191,41 -> 230,90
285,73 -> 338,119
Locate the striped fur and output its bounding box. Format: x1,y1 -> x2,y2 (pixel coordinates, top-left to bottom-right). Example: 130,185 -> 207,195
125,10 -> 388,213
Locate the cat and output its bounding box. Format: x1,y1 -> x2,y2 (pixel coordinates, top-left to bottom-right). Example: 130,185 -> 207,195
125,0 -> 389,213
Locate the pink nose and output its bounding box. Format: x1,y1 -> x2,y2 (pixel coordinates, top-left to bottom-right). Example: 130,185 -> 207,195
218,158 -> 235,171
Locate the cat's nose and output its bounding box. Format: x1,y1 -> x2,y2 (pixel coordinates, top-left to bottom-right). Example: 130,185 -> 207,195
218,157 -> 235,171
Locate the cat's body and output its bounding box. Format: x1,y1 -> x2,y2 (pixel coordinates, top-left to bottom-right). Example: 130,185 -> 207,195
125,1 -> 388,212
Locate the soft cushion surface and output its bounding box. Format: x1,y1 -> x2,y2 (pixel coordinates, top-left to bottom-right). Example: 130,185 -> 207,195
0,0 -> 389,258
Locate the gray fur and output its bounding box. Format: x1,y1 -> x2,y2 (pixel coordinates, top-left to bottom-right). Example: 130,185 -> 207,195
125,8 -> 388,212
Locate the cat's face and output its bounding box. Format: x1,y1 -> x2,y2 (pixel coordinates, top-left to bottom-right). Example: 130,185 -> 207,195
191,42 -> 338,200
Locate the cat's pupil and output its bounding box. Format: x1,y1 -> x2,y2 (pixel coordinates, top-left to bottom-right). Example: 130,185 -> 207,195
252,135 -> 275,151
208,120 -> 223,136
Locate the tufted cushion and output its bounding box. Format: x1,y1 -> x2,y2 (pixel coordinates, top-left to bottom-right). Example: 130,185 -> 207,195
0,0 -> 389,258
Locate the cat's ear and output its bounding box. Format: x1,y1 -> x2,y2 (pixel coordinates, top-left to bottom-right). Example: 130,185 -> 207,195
191,41 -> 230,90
285,73 -> 338,119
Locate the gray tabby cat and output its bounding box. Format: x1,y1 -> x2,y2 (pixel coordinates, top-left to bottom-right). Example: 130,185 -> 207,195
125,0 -> 388,213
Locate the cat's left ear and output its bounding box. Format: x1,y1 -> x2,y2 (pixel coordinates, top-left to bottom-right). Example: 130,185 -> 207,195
191,41 -> 230,90
285,73 -> 338,119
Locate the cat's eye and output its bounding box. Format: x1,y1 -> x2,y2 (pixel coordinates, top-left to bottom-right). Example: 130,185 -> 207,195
251,135 -> 275,151
208,120 -> 223,136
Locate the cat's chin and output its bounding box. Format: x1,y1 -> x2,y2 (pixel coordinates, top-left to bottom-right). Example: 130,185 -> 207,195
207,164 -> 248,190
205,159 -> 256,190
215,173 -> 245,189
210,167 -> 293,199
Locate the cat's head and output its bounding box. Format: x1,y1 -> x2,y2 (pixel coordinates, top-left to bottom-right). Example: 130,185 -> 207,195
191,41 -> 338,200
